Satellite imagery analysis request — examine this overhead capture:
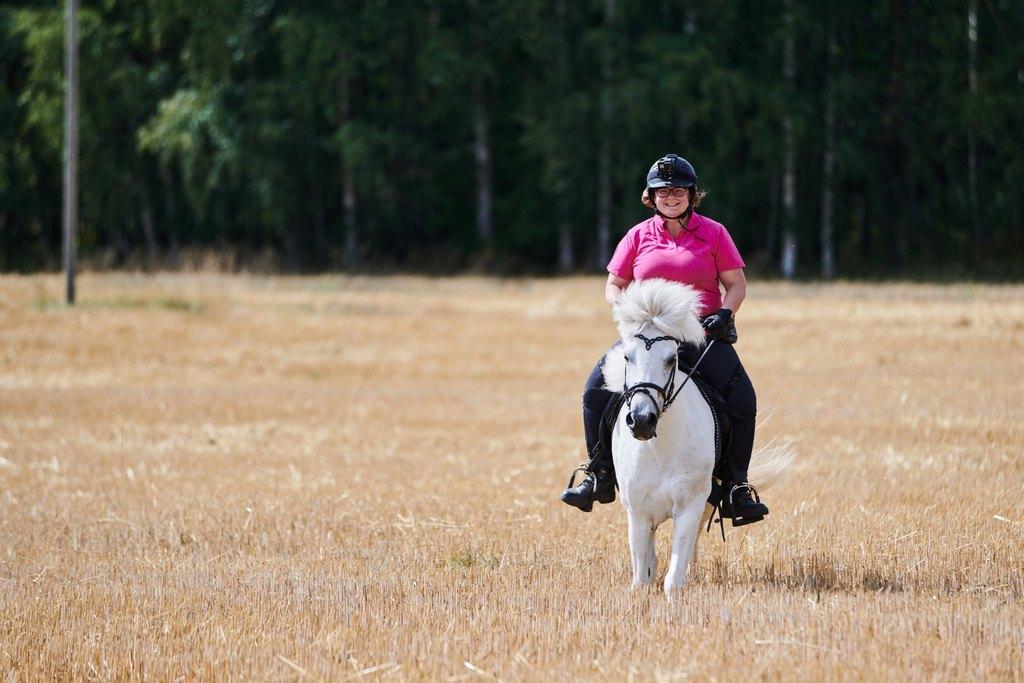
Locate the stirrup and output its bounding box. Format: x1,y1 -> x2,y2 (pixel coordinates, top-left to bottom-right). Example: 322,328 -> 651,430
565,463 -> 590,489
727,482 -> 760,506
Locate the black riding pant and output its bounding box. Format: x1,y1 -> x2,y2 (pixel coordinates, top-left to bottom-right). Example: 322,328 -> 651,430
582,341 -> 757,479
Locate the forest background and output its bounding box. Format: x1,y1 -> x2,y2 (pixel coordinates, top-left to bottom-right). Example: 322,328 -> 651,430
1,0 -> 1022,278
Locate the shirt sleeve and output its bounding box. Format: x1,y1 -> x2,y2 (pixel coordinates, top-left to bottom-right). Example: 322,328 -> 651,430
607,229 -> 639,282
714,225 -> 746,272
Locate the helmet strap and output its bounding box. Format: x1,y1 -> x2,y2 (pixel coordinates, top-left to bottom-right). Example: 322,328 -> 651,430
657,208 -> 693,229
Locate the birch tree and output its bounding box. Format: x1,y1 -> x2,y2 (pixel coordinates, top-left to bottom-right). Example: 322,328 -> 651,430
468,0 -> 493,244
780,0 -> 797,279
820,11 -> 837,279
595,0 -> 616,269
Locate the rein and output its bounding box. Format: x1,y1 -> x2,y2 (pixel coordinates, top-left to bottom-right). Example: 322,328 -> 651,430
623,335 -> 716,417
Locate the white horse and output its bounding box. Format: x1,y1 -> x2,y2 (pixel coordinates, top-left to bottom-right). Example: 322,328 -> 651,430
600,279 -> 790,595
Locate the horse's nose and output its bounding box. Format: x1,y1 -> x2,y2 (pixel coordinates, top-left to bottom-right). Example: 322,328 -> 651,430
626,409 -> 658,441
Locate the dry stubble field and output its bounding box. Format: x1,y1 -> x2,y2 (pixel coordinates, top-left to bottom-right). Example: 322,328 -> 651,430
1,273 -> 1022,680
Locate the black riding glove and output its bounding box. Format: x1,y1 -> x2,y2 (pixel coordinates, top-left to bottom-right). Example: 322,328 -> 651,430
701,308 -> 735,342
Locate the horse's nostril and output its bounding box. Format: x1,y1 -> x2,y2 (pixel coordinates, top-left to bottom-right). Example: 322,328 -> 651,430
627,410 -> 658,439
638,413 -> 655,429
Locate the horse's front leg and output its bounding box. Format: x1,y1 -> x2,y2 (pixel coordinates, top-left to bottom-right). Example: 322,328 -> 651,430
627,511 -> 657,587
663,499 -> 707,595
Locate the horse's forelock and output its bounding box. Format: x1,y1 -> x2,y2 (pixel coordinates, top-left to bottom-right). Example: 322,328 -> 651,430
613,279 -> 705,346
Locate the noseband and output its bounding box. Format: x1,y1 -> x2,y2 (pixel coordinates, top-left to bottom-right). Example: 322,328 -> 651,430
623,335 -> 716,419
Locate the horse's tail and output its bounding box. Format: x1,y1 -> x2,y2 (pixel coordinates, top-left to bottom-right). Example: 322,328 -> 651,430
747,437 -> 795,491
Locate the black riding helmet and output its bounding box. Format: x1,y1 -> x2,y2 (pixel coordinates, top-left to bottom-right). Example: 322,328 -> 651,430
646,154 -> 699,219
646,154 -> 698,189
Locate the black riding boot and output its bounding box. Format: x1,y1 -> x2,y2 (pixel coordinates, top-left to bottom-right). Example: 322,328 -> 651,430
560,448 -> 616,512
560,386 -> 617,512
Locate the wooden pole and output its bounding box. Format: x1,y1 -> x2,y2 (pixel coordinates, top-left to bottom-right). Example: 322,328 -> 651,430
63,0 -> 79,305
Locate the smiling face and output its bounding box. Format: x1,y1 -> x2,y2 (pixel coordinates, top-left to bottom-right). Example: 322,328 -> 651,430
652,186 -> 691,219
621,329 -> 680,440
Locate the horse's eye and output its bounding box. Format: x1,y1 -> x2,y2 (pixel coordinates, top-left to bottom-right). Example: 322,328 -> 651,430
624,354 -> 633,364
665,357 -> 675,368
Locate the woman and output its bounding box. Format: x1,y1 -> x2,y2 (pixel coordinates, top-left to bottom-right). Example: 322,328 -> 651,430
560,153 -> 769,526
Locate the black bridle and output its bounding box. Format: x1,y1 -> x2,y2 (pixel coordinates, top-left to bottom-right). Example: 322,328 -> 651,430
623,334 -> 716,418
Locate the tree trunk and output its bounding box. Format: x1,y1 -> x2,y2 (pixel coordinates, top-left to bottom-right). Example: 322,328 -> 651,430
760,173 -> 779,268
140,186 -> 158,270
905,0 -> 922,254
820,17 -> 837,279
675,107 -> 688,148
596,0 -> 615,269
63,0 -> 79,303
472,79 -> 493,243
555,0 -> 573,271
311,179 -> 327,270
967,0 -> 980,244
282,218 -> 301,272
340,79 -> 359,271
559,215 -> 573,272
884,0 -> 906,268
161,166 -> 180,267
779,0 -> 797,279
683,1 -> 696,35
675,0 -> 696,127
597,139 -> 611,269
469,0 -> 493,244
820,115 -> 835,279
342,160 -> 358,270
309,147 -> 327,270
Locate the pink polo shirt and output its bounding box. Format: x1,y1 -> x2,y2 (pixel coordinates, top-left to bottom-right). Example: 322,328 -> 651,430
607,212 -> 745,317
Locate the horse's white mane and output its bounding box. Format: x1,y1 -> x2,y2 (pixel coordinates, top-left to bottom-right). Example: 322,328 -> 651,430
613,279 -> 706,344
603,279 -> 706,390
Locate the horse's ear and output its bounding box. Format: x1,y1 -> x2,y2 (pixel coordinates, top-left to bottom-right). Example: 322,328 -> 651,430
601,348 -> 626,391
